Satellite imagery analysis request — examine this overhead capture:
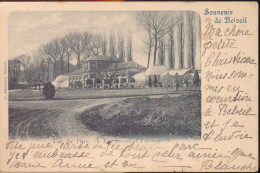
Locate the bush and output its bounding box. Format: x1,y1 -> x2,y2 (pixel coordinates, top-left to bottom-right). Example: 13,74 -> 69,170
120,78 -> 126,83
148,75 -> 152,87
114,78 -> 119,84
42,82 -> 55,99
74,81 -> 83,88
129,77 -> 135,83
153,74 -> 158,87
193,70 -> 200,86
95,78 -> 101,84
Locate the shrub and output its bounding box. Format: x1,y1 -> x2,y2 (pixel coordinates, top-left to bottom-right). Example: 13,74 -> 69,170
95,78 -> 101,84
42,82 -> 55,99
120,78 -> 126,83
153,74 -> 158,87
74,81 -> 83,88
193,70 -> 200,86
114,78 -> 119,83
129,77 -> 135,83
148,75 -> 152,87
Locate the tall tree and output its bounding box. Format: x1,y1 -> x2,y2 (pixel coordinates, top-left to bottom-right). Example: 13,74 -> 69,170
68,32 -> 91,69
126,30 -> 133,62
117,31 -> 125,61
137,11 -> 172,66
166,23 -> 174,70
109,32 -> 117,59
63,35 -> 74,74
187,11 -> 200,69
32,49 -> 46,87
179,18 -> 184,68
182,11 -> 192,68
18,54 -> 33,84
57,38 -> 67,75
89,34 -> 103,55
157,36 -> 165,65
101,34 -> 107,56
8,58 -> 22,85
42,39 -> 61,80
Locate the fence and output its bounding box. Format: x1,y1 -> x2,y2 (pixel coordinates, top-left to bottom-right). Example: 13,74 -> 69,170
56,87 -> 200,99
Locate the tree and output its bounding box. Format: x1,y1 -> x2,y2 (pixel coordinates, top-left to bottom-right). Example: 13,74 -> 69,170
86,79 -> 92,88
166,23 -> 174,70
179,18 -> 184,68
120,78 -> 127,88
137,11 -> 172,66
19,55 -> 37,87
89,34 -> 103,55
8,58 -> 22,88
187,11 -> 200,69
96,63 -> 121,88
58,38 -> 68,75
109,32 -> 117,59
95,78 -> 102,88
68,32 -> 91,69
32,50 -> 46,89
175,73 -> 179,90
117,32 -> 125,61
42,39 -> 61,80
153,74 -> 158,87
157,36 -> 165,65
101,34 -> 107,55
193,70 -> 200,86
161,73 -> 173,87
142,24 -> 153,68
147,75 -> 152,87
63,35 -> 74,74
114,77 -> 119,88
129,77 -> 135,88
126,31 -> 133,62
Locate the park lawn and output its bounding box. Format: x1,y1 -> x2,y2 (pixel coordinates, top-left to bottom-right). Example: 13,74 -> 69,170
9,87 -> 187,101
9,88 -> 97,101
79,91 -> 201,138
9,89 -> 44,101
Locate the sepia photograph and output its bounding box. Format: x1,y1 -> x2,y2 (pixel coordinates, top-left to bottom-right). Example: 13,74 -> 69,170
8,11 -> 201,140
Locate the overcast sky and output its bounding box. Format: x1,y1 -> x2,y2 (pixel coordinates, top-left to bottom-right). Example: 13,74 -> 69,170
8,11 -> 148,66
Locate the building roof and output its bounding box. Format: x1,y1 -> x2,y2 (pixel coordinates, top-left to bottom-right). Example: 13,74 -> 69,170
116,61 -> 146,70
54,75 -> 69,82
161,68 -> 192,76
86,55 -> 118,62
69,60 -> 147,76
133,72 -> 146,81
110,61 -> 147,76
145,65 -> 168,75
69,68 -> 85,75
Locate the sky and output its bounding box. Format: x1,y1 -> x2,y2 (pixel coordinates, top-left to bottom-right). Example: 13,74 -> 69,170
8,11 -> 149,66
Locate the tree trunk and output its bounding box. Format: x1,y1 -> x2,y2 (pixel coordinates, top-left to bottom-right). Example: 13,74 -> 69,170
47,60 -> 50,82
67,53 -> 70,74
53,59 -> 57,79
153,36 -> 158,65
60,56 -> 64,75
147,47 -> 151,68
77,53 -> 81,69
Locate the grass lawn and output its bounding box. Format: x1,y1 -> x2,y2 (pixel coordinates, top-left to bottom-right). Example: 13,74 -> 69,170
9,87 -> 198,101
79,91 -> 201,138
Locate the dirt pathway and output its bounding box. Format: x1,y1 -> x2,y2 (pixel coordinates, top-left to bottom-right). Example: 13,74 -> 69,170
9,98 -> 124,139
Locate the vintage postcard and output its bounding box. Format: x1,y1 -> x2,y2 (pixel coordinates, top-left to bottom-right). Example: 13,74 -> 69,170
0,1 -> 258,172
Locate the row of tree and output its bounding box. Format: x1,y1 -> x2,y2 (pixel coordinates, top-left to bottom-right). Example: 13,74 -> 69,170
137,11 -> 201,70
9,31 -> 133,89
